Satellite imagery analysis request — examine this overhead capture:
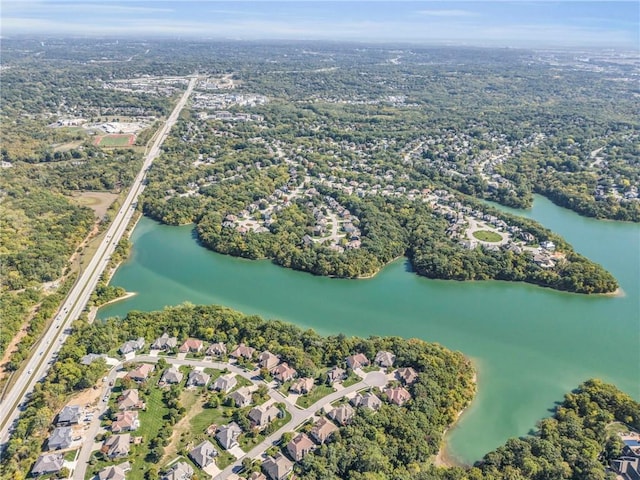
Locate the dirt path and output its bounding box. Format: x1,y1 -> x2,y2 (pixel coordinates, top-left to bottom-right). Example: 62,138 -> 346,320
0,306 -> 38,382
162,392 -> 206,461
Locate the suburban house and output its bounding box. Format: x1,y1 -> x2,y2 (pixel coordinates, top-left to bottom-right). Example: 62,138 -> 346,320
309,417 -> 338,443
187,369 -> 211,387
179,338 -> 203,354
345,353 -> 370,370
272,363 -> 297,383
328,404 -> 355,426
611,457 -> 640,480
117,389 -> 145,410
112,411 -> 140,433
350,392 -> 382,411
47,426 -> 73,450
80,353 -> 106,366
248,403 -> 281,429
211,374 -> 237,393
384,386 -> 412,406
56,405 -> 83,426
119,337 -> 145,356
289,377 -> 314,395
262,453 -> 294,480
160,366 -> 184,385
162,461 -> 194,480
125,363 -> 155,382
229,387 -> 253,408
216,422 -> 242,450
248,473 -> 267,480
103,434 -> 131,458
258,351 -> 280,370
326,366 -> 346,385
396,367 -> 418,385
230,343 -> 256,360
188,440 -> 218,468
286,433 -> 315,461
374,350 -> 396,368
206,342 -> 227,357
30,453 -> 64,477
98,461 -> 131,480
151,333 -> 177,351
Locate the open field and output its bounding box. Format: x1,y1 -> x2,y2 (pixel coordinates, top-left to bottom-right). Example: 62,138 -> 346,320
52,139 -> 85,152
93,134 -> 135,147
472,230 -> 503,242
68,191 -> 119,219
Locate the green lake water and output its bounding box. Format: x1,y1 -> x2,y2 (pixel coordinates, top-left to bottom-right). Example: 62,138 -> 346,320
99,195 -> 640,464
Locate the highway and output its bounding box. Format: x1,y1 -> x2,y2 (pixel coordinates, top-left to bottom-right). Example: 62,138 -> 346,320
0,76 -> 198,450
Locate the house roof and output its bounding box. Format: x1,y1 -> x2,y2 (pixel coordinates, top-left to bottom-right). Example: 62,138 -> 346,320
31,453 -> 64,476
229,387 -> 253,406
187,370 -> 210,386
179,338 -> 203,352
397,367 -> 418,385
230,343 -> 255,359
374,350 -> 396,367
118,389 -> 142,410
346,353 -> 370,369
112,411 -> 139,433
119,337 -> 145,355
81,353 -> 106,366
249,404 -> 280,426
189,440 -> 218,468
262,453 -> 293,480
162,461 -> 194,480
57,405 -> 82,424
98,461 -> 131,480
216,422 -> 242,449
385,386 -> 412,406
329,404 -> 355,425
287,433 -> 314,459
48,426 -> 73,450
258,351 -> 280,369
126,363 -> 154,381
105,434 -> 131,458
351,392 -> 382,411
290,377 -> 314,394
206,342 -> 227,355
212,374 -> 237,392
310,417 -> 339,443
327,366 -> 346,383
272,363 -> 296,382
161,367 -> 183,384
152,333 -> 177,350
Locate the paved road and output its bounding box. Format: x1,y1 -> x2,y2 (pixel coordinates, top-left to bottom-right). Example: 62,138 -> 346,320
0,76 -> 198,451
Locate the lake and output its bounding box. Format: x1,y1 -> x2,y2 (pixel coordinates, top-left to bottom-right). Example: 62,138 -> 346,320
99,195 -> 640,464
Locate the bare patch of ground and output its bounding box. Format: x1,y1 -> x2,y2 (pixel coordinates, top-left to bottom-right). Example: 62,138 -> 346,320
67,384 -> 104,409
162,391 -> 205,461
52,140 -> 85,152
68,191 -> 119,219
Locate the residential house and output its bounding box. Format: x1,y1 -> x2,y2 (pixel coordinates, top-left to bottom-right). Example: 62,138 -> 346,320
188,440 -> 218,469
374,351 -> 396,368
216,422 -> 242,450
384,387 -> 412,406
31,453 -> 64,477
103,434 -> 131,459
57,405 -> 82,426
80,353 -> 106,366
248,473 -> 267,480
286,433 -> 314,461
345,353 -> 370,370
98,461 -> 131,480
119,337 -> 145,356
289,377 -> 314,395
272,363 -> 296,383
229,343 -> 255,360
117,389 -> 145,410
187,369 -> 210,387
350,392 -> 382,411
258,351 -> 280,370
328,404 -> 355,426
610,456 -> 640,480
47,426 -> 73,450
112,411 -> 139,433
262,453 -> 293,480
160,366 -> 184,385
396,367 -> 418,385
125,364 -> 154,383
326,366 -> 346,385
151,333 -> 177,351
179,338 -> 203,354
623,438 -> 640,457
206,342 -> 227,357
249,404 -> 280,429
211,374 -> 237,393
161,461 -> 194,480
229,387 -> 253,408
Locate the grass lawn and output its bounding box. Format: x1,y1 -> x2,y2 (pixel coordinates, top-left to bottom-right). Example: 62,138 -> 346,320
296,385 -> 335,409
239,410 -> 292,450
342,373 -> 361,388
64,449 -> 78,461
472,230 -> 502,242
231,375 -> 253,391
204,368 -> 223,382
96,134 -> 135,147
190,404 -> 237,435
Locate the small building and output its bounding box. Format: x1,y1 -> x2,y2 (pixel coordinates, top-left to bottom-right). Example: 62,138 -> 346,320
98,461 -> 131,480
103,434 -> 131,459
328,404 -> 355,426
286,433 -> 314,461
374,351 -> 396,368
396,367 -> 418,385
326,366 -> 346,385
211,374 -> 237,393
248,473 -> 267,480
289,377 -> 314,395
216,422 -> 242,450
351,392 -> 382,411
80,353 -> 106,366
258,351 -> 280,370
610,456 -> 640,480
162,461 -> 194,480
262,453 -> 293,480
384,386 -> 412,406
126,363 -> 155,382
151,333 -> 177,351
229,387 -> 253,408
345,353 -> 370,370
229,343 -> 255,360
57,405 -> 83,426
179,338 -> 203,354
31,453 -> 64,477
187,369 -> 210,387
117,389 -> 145,410
248,403 -> 280,429
119,337 -> 145,356
112,411 -> 140,433
188,440 -> 218,468
206,342 -> 227,357
47,426 -> 73,450
272,363 -> 296,383
160,366 -> 184,385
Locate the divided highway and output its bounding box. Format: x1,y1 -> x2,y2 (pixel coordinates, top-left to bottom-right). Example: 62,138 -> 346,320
0,76 -> 198,449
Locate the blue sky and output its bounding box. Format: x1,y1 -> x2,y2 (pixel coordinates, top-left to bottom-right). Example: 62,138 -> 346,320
1,1 -> 639,48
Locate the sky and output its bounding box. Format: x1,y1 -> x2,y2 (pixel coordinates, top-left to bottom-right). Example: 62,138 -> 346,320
1,1 -> 639,48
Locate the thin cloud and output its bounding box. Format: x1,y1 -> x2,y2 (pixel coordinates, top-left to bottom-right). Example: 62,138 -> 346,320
417,9 -> 480,17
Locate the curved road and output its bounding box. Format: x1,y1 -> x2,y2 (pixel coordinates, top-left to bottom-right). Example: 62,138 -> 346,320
0,76 -> 198,451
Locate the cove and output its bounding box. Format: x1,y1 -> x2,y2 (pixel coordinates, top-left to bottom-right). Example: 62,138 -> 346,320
99,195 -> 640,464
